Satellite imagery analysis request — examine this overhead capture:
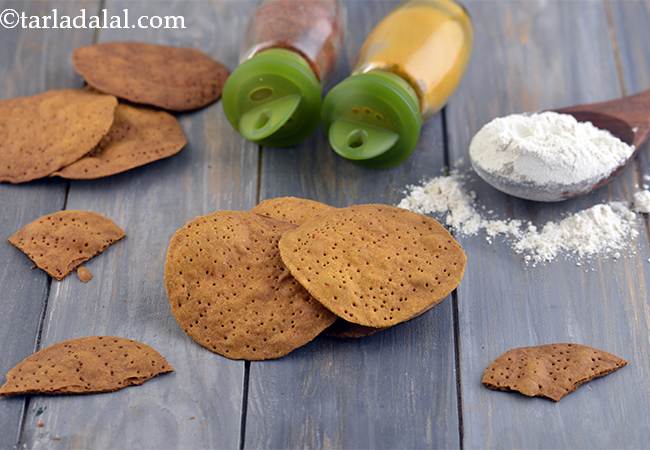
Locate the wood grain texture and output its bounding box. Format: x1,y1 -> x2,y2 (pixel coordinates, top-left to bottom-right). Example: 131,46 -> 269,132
609,1 -> 650,207
2,1 -> 649,449
0,1 -> 98,447
244,1 -> 460,449
606,6 -> 650,444
17,2 -> 258,449
447,1 -> 650,448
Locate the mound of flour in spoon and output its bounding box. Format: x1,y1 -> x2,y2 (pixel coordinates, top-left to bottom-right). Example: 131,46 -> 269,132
469,111 -> 634,193
398,172 -> 639,266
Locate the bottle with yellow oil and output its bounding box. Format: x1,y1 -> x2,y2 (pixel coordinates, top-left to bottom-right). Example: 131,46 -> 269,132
322,0 -> 473,167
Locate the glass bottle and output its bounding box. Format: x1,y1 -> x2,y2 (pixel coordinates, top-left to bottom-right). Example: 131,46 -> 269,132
322,0 -> 472,167
223,0 -> 344,147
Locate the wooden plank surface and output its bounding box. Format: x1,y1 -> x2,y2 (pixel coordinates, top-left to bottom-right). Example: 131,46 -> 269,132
609,1 -> 650,196
244,1 -> 460,449
2,1 -> 650,449
447,1 -> 650,448
17,2 -> 258,449
0,1 -> 98,448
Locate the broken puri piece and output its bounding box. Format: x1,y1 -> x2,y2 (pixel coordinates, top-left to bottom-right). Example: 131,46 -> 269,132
0,336 -> 172,396
482,343 -> 627,401
9,210 -> 125,280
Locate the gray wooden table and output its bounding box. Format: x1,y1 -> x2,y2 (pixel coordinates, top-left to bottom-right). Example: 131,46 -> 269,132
1,0 -> 649,449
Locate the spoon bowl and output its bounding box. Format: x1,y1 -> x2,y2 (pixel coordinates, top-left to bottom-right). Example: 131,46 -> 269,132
471,89 -> 650,202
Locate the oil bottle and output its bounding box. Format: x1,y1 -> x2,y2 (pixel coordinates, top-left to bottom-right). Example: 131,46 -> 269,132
322,0 -> 472,167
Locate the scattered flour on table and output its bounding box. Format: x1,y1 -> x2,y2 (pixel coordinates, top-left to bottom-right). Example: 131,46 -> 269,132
513,202 -> 638,264
398,172 -> 640,266
396,173 -> 522,240
469,111 -> 634,189
634,190 -> 650,213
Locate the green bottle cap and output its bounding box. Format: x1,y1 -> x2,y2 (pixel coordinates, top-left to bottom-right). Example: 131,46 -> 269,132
222,48 -> 322,147
321,70 -> 422,168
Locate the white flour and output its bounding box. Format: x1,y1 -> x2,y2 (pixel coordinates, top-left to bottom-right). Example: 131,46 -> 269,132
397,174 -> 483,234
398,173 -> 639,266
513,202 -> 638,264
634,190 -> 650,213
469,111 -> 634,190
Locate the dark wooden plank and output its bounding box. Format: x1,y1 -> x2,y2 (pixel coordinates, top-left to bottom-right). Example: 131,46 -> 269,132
0,1 -> 98,447
609,1 -> 650,196
609,0 -> 650,95
245,1 -> 460,449
18,1 -> 259,449
447,1 -> 650,448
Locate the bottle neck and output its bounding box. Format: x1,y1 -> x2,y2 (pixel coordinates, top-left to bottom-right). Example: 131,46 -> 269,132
354,65 -> 424,115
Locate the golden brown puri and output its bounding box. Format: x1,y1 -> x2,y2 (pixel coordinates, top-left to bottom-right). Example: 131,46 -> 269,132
279,204 -> 466,328
164,211 -> 336,360
0,89 -> 117,183
73,42 -> 229,111
55,104 -> 187,179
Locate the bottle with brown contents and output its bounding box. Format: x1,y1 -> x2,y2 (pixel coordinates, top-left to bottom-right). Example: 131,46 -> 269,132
223,0 -> 344,147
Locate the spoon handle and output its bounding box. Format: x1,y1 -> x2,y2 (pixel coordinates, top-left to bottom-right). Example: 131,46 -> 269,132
562,89 -> 650,148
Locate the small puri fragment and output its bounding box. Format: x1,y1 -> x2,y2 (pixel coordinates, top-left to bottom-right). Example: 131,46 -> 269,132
279,204 -> 466,328
0,336 -> 172,396
164,211 -> 336,360
482,343 -> 627,401
0,89 -> 117,183
54,104 -> 187,179
73,42 -> 230,111
9,210 -> 125,280
76,266 -> 93,283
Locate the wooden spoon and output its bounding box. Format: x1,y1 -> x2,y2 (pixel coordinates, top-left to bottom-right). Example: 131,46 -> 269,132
471,89 -> 650,202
